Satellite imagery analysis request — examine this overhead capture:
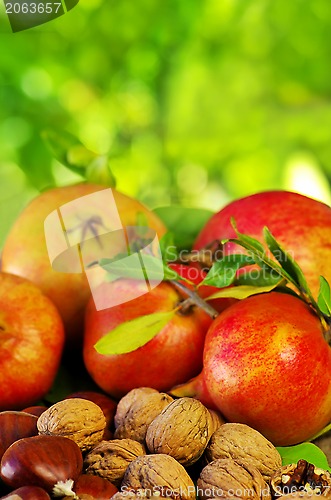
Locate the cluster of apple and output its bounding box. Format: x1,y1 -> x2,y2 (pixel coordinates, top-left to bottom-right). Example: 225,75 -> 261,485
1,183 -> 331,450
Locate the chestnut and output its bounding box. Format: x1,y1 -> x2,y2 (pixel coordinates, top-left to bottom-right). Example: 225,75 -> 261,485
0,485 -> 50,499
62,474 -> 118,499
22,406 -> 48,417
0,411 -> 38,461
0,435 -> 83,496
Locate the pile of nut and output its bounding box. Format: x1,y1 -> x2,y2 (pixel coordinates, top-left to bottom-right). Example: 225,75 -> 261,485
0,388 -> 330,500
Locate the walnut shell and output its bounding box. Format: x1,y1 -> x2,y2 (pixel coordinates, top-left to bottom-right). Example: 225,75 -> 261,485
205,423 -> 282,482
114,388 -> 159,429
121,453 -> 196,500
37,398 -> 106,452
84,438 -> 146,486
113,493 -> 160,500
197,458 -> 271,500
112,493 -> 146,500
114,392 -> 173,443
270,461 -> 331,498
146,397 -> 211,467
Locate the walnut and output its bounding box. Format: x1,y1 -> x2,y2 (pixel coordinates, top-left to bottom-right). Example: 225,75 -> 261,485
205,423 -> 281,482
121,453 -> 196,500
197,458 -> 271,500
114,391 -> 173,443
113,493 -> 160,500
112,493 -> 147,500
37,398 -> 106,452
270,460 -> 331,498
146,397 -> 211,467
114,388 -> 159,429
83,438 -> 146,486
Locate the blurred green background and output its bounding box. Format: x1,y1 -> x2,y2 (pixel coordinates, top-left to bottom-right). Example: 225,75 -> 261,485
1,0 -> 331,247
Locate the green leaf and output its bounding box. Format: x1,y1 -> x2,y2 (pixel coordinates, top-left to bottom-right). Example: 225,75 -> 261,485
42,129 -> 95,173
100,253 -> 164,282
159,232 -> 178,263
318,276 -> 331,317
99,254 -> 193,286
226,220 -> 304,296
235,268 -> 283,287
205,282 -> 281,300
227,218 -> 266,254
42,129 -> 116,187
201,254 -> 256,288
263,227 -> 312,298
277,443 -> 331,471
153,206 -> 214,250
94,310 -> 176,355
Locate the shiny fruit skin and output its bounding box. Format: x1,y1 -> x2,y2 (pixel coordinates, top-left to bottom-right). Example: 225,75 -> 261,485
194,190 -> 331,301
0,273 -> 65,410
203,292 -> 331,445
0,412 -> 38,461
83,280 -> 212,398
0,435 -> 83,492
72,474 -> 118,500
2,183 -> 166,348
22,406 -> 48,418
0,486 -> 51,499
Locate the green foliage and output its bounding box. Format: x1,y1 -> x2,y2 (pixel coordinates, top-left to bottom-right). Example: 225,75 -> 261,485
153,206 -> 214,250
277,443 -> 331,471
1,0 -> 331,248
94,310 -> 176,355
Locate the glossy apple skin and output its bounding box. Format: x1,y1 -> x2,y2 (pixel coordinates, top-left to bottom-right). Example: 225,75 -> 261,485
203,292 -> 331,445
2,183 -> 166,348
194,191 -> 331,301
0,273 -> 65,410
83,280 -> 212,398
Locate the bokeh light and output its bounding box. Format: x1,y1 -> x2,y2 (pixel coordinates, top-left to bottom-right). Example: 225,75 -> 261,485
0,0 -> 331,248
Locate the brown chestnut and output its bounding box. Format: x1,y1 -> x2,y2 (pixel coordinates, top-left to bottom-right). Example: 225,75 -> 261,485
0,485 -> 51,499
62,474 -> 118,499
0,435 -> 83,496
22,406 -> 48,417
0,411 -> 38,461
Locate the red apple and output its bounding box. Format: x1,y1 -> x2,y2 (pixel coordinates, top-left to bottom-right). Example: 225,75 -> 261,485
1,183 -> 166,348
194,191 -> 331,300
200,292 -> 331,445
0,272 -> 65,410
83,279 -> 213,398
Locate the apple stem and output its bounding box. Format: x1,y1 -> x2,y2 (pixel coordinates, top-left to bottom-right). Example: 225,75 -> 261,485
170,280 -> 219,319
174,240 -> 223,269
